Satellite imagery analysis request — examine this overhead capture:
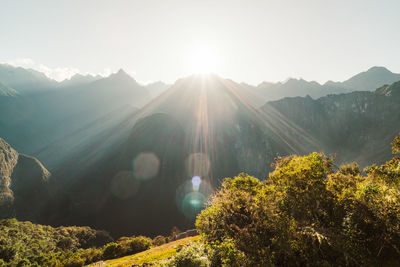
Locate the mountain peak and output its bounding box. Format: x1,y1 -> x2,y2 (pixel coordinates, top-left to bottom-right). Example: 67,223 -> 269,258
116,68 -> 128,76
343,66 -> 400,91
367,66 -> 392,73
107,69 -> 130,78
107,69 -> 138,84
257,81 -> 275,88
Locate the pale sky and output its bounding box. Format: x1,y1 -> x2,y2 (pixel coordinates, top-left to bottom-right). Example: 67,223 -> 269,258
1,0 -> 400,84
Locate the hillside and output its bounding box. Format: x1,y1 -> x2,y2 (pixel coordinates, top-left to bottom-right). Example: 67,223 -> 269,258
0,138 -> 51,222
0,64 -> 56,94
0,81 -> 18,97
1,65 -> 400,239
263,80 -> 400,167
55,74 -> 285,237
19,74 -> 400,238
100,236 -> 200,267
0,68 -> 148,169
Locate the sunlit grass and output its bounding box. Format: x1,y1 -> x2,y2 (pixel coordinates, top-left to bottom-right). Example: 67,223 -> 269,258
101,236 -> 200,266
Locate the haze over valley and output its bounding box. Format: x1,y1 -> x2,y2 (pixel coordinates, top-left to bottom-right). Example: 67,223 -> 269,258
1,63 -> 400,236
1,1 -> 400,266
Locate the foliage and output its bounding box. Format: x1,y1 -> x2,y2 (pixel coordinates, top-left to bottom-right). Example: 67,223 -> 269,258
392,134 -> 400,154
0,219 -> 153,266
0,219 -> 113,266
129,236 -> 152,254
103,242 -> 124,260
153,235 -> 167,246
364,133 -> 400,186
196,135 -> 400,266
103,235 -> 152,259
162,241 -> 210,267
104,236 -> 200,266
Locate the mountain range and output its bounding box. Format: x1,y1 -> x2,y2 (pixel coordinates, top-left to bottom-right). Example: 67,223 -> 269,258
0,64 -> 399,237
251,66 -> 400,105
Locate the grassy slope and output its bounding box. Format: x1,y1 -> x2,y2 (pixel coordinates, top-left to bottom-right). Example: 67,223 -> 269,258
89,236 -> 200,267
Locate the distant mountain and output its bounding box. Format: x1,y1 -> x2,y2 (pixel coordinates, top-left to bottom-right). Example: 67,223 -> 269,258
63,69 -> 151,112
0,64 -> 56,94
0,138 -> 51,222
145,81 -> 170,98
341,66 -> 400,91
256,78 -> 325,102
129,74 -> 278,178
59,73 -> 102,87
255,66 -> 400,105
1,65 -> 400,237
261,80 -> 400,167
68,75 -> 400,237
56,74 -> 292,236
0,69 -> 148,168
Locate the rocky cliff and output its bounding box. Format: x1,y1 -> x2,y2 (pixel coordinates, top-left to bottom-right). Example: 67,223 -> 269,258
262,81 -> 400,167
0,138 -> 51,221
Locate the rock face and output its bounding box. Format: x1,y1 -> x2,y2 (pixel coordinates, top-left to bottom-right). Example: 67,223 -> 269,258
262,80 -> 400,167
0,138 -> 51,221
0,138 -> 18,217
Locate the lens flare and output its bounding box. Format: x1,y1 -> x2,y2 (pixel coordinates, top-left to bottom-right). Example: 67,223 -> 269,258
191,176 -> 202,191
192,176 -> 202,186
186,153 -> 210,177
181,192 -> 205,219
132,152 -> 160,180
175,178 -> 214,219
110,171 -> 140,199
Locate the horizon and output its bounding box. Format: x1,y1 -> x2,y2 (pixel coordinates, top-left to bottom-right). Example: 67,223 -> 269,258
1,0 -> 400,84
0,62 -> 397,87
2,1 -> 400,264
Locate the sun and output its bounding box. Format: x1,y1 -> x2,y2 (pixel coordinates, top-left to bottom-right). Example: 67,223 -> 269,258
190,44 -> 217,74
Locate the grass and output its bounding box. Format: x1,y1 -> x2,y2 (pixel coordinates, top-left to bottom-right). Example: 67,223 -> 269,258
90,236 -> 200,266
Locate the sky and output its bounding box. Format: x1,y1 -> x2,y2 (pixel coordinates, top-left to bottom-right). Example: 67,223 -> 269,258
1,0 -> 400,84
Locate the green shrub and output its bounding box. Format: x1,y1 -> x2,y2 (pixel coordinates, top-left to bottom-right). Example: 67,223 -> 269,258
129,236 -> 152,254
153,235 -> 167,246
196,135 -> 400,266
163,242 -> 210,267
102,242 -> 124,260
0,218 -> 112,265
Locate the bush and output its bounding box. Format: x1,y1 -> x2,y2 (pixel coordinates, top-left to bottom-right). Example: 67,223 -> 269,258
153,235 -> 167,246
162,242 -> 210,267
196,135 -> 400,266
101,235 -> 152,260
102,242 -> 124,260
79,247 -> 104,265
129,236 -> 152,253
0,218 -> 113,265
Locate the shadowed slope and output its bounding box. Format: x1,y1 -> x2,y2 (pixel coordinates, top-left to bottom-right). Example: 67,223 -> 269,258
0,138 -> 51,222
262,80 -> 400,167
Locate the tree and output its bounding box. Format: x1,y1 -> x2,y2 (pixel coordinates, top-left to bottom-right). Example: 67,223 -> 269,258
196,135 -> 400,266
153,235 -> 167,246
102,243 -> 124,260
